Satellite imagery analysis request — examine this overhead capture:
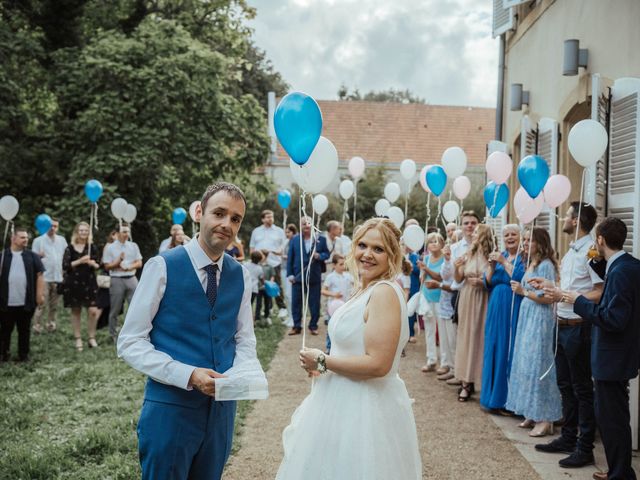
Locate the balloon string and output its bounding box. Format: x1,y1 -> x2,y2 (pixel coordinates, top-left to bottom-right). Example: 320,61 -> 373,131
507,236 -> 524,369
298,193 -> 307,351
404,180 -> 410,224
94,202 -> 99,230
0,221 -> 10,275
88,203 -> 95,258
353,180 -> 358,233
283,209 -> 288,231
424,192 -> 432,234
341,198 -> 348,232
436,197 -> 442,235
568,168 -> 587,286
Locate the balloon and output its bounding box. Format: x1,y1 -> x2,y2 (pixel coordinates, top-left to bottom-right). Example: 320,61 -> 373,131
110,198 -> 127,219
543,175 -> 572,209
426,165 -> 447,197
274,92 -> 322,166
486,151 -> 513,185
514,187 -> 544,224
189,201 -> 200,222
403,224 -> 425,252
384,182 -> 401,203
312,194 -> 328,215
441,147 -> 467,178
264,280 -> 281,298
289,137 -> 339,194
407,292 -> 421,316
348,156 -> 365,179
35,214 -> 52,235
277,190 -> 292,209
483,182 -> 510,218
452,176 -> 471,200
399,159 -> 417,181
172,207 -> 187,225
327,299 -> 345,316
442,200 -> 460,222
568,119 -> 608,167
84,179 -> 103,203
375,199 -> 391,216
419,165 -> 430,192
339,180 -> 354,200
0,195 -> 19,221
517,155 -> 549,199
123,204 -> 137,223
386,206 -> 404,228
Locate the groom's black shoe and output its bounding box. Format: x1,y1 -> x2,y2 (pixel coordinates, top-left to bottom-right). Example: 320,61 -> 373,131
288,328 -> 301,335
559,451 -> 595,469
535,439 -> 575,455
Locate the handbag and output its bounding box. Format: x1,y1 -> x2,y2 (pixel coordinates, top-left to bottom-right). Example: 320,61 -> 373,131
96,274 -> 111,289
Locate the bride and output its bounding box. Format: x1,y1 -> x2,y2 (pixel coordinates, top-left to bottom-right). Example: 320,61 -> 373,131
276,217 -> 422,480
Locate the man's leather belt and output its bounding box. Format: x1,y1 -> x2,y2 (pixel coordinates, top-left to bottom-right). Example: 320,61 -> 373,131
557,316 -> 584,326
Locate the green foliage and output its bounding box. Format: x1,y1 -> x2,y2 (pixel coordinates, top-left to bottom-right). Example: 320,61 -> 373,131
338,85 -> 426,104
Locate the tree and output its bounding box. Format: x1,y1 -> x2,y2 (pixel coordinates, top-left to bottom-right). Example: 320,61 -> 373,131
338,85 -> 425,104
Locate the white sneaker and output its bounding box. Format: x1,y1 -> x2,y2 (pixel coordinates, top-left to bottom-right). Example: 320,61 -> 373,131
278,308 -> 288,318
267,317 -> 273,326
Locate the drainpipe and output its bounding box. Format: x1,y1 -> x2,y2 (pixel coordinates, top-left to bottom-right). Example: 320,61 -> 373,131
267,91 -> 277,163
495,34 -> 506,141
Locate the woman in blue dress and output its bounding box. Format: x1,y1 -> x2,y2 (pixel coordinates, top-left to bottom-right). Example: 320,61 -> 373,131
506,227 -> 562,437
480,224 -> 525,413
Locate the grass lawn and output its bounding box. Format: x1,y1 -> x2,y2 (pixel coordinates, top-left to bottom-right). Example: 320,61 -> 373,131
0,309 -> 285,479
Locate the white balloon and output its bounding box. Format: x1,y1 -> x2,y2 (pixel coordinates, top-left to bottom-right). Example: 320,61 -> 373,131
442,200 -> 460,223
339,180 -> 354,200
123,204 -> 137,223
375,198 -> 391,216
348,156 -> 365,179
399,159 -> 417,181
189,201 -> 200,222
0,195 -> 19,221
403,224 -> 425,252
386,206 -> 404,229
290,137 -> 339,194
568,119 -> 608,167
384,182 -> 401,203
452,175 -> 471,200
110,198 -> 128,220
312,194 -> 329,215
441,146 -> 467,178
419,165 -> 430,192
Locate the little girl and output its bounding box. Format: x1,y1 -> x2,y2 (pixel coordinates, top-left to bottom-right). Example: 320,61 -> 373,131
420,232 -> 445,372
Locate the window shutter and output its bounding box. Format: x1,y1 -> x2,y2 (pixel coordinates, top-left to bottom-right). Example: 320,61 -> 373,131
492,0 -> 514,38
521,115 -> 537,158
608,78 -> 640,258
486,141 -> 509,249
536,118 -> 559,247
588,74 -> 611,220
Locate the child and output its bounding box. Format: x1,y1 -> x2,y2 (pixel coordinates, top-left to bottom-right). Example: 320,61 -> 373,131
321,254 -> 353,353
246,251 -> 265,324
420,232 -> 445,372
258,249 -> 276,325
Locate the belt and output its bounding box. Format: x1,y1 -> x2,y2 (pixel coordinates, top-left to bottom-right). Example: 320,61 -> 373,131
557,316 -> 584,326
112,275 -> 135,279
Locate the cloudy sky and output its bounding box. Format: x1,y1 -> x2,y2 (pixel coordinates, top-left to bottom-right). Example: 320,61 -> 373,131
247,0 -> 499,107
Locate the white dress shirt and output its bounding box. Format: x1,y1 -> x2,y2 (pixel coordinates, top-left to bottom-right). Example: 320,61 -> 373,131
103,240 -> 142,277
32,234 -> 67,283
326,234 -> 351,257
8,251 -> 27,307
558,234 -> 603,319
450,237 -> 470,291
158,237 -> 171,254
117,237 -> 261,391
250,225 -> 286,267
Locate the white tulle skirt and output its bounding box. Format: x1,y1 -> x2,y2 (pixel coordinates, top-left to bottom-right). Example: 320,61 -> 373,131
276,372 -> 422,480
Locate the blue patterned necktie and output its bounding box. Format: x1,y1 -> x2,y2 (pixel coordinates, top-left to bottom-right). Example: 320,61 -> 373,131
204,264 -> 219,307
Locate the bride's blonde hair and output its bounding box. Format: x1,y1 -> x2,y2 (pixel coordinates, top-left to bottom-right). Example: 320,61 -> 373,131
345,217 -> 403,290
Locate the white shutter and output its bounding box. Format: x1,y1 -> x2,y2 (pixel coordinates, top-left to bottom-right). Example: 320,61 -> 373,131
503,0 -> 529,7
608,77 -> 640,257
486,140 -> 509,249
521,115 -> 537,159
588,74 -> 610,220
492,0 -> 514,38
536,118 -> 559,247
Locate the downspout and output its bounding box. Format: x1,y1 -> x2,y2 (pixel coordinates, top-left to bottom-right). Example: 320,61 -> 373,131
495,34 -> 506,141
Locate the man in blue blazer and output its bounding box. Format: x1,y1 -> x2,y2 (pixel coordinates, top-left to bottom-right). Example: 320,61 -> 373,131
564,217 -> 640,480
287,217 -> 330,335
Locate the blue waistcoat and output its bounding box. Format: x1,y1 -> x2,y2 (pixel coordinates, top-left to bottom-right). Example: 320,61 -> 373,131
144,247 -> 244,408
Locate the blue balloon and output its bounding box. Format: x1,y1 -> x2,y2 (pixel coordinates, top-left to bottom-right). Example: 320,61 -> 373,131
274,92 -> 322,166
277,190 -> 292,209
426,165 -> 447,197
35,214 -> 52,235
84,179 -> 103,203
172,207 -> 187,225
484,182 -> 510,217
264,280 -> 281,298
517,155 -> 549,199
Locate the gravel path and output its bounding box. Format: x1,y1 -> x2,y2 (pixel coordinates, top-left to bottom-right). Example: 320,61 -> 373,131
224,323 -> 540,479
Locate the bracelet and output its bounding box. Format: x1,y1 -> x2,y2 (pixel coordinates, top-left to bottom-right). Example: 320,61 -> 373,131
316,353 -> 327,374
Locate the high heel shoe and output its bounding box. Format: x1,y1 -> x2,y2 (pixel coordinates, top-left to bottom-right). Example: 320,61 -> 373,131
88,338 -> 98,348
529,421 -> 554,437
518,419 -> 535,428
75,338 -> 83,352
457,383 -> 474,402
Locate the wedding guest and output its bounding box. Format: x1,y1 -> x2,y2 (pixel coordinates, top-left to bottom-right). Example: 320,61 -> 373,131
245,251 -> 264,322
506,227 -> 561,437
159,224 -> 183,253
96,230 -> 117,330
404,219 -> 422,344
562,217 -> 640,480
168,228 -> 190,250
32,218 -> 67,333
420,232 -> 445,372
325,220 -> 351,261
103,223 -> 142,341
445,222 -> 458,243
454,223 -> 492,401
225,236 -> 245,261
0,227 -> 44,362
282,224 -> 297,328
256,249 -> 276,325
61,222 -> 101,351
321,254 -> 353,353
480,224 -> 525,413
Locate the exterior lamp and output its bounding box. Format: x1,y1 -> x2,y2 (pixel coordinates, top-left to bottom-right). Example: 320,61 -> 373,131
563,39 -> 589,76
510,83 -> 530,111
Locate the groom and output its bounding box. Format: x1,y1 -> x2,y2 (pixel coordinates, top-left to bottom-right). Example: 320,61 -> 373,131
118,182 -> 261,480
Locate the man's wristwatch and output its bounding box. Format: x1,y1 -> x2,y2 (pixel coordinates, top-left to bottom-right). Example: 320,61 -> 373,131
316,353 -> 327,374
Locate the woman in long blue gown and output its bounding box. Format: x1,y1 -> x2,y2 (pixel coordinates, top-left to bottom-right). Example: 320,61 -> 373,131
480,225 -> 525,411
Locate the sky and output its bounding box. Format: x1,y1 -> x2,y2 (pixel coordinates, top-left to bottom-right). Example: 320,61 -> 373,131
247,0 -> 499,107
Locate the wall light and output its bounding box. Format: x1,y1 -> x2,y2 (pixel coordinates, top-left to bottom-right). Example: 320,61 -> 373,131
510,83 -> 530,111
563,39 -> 589,76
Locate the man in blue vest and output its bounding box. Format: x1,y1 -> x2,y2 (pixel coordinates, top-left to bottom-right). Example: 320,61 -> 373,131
118,182 -> 262,480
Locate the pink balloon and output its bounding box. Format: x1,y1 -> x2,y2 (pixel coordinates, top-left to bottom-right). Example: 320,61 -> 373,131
327,299 -> 345,316
543,174 -> 572,209
514,187 -> 544,224
348,156 -> 365,179
485,152 -> 513,185
419,165 -> 431,193
452,176 -> 471,200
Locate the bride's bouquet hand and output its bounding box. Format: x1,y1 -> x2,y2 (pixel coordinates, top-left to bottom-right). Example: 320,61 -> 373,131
299,348 -> 323,374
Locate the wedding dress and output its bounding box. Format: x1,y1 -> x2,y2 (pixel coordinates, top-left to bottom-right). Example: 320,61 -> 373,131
276,280 -> 422,480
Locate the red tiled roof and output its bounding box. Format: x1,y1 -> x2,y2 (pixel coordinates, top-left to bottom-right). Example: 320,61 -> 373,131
275,100 -> 496,166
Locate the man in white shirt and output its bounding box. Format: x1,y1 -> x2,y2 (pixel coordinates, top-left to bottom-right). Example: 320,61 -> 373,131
158,224 -> 184,253
103,223 -> 142,341
249,210 -> 287,317
117,182 -> 263,480
324,220 -> 351,272
31,218 -> 67,333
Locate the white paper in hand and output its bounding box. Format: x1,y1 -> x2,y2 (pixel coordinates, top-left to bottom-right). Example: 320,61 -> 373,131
215,359 -> 269,401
